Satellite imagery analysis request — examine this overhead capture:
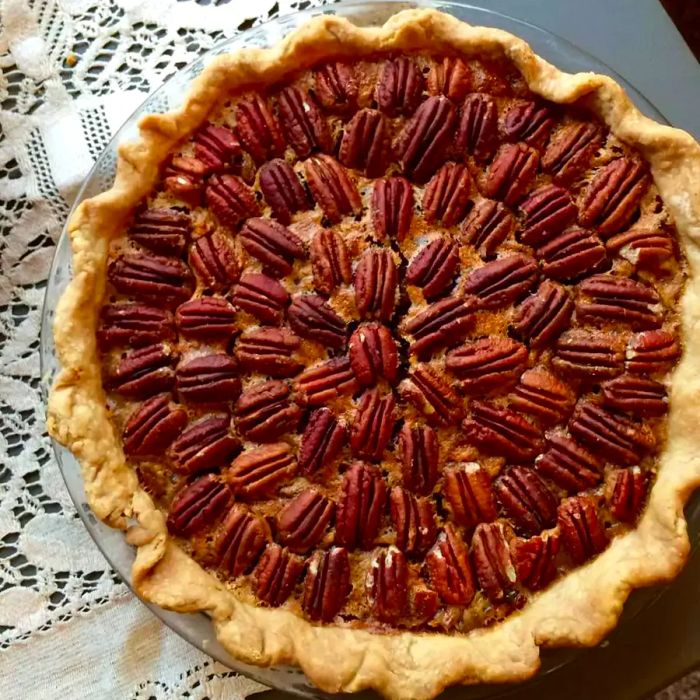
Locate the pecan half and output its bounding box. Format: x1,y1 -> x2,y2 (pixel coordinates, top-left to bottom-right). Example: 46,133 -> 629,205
400,366 -> 464,427
129,208 -> 190,256
626,330 -> 680,374
190,229 -> 240,290
399,423 -> 439,495
406,238 -> 460,300
277,86 -> 331,157
176,297 -> 237,340
502,101 -> 554,150
298,407 -> 346,474
518,185 -> 577,247
463,253 -> 538,310
234,94 -> 286,164
576,274 -> 662,330
339,108 -> 389,177
234,380 -> 301,442
456,93 -> 497,160
428,57 -> 473,101
123,394 -> 187,456
232,272 -> 289,325
169,414 -> 239,475
108,254 -> 194,308
239,218 -> 304,277
227,443 -> 297,499
608,466 -> 649,523
304,155 -> 362,223
537,229 -> 608,281
310,227 -> 351,294
495,466 -> 557,536
315,61 -> 358,113
553,329 -> 627,379
535,434 -> 603,493
167,474 -> 231,536
557,496 -> 607,564
371,176 -> 414,241
390,487 -> 437,557
354,248 -> 398,321
396,95 -> 457,182
511,532 -> 559,591
446,338 -> 528,395
443,462 -> 497,529
606,229 -> 674,269
259,159 -> 311,224
542,122 -> 602,184
579,159 -> 649,235
163,156 -> 207,203
98,303 -> 175,349
601,374 -> 668,417
423,162 -> 472,227
471,522 -> 518,604
367,546 -> 409,623
512,280 -> 574,348
205,174 -> 260,229
288,294 -> 346,348
254,544 -> 305,606
509,367 -> 575,426
234,327 -> 302,378
350,389 -> 397,461
193,123 -> 241,171
348,323 -> 399,387
426,524 -> 476,605
461,199 -> 514,259
295,356 -> 359,405
569,400 -> 655,465
335,462 -> 388,550
276,489 -> 335,553
463,401 -> 543,461
175,354 -> 241,404
108,344 -> 176,398
216,505 -> 268,576
375,56 -> 424,116
482,143 -> 539,205
302,547 -> 351,622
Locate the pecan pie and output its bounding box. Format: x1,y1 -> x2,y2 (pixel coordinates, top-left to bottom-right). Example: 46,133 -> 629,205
48,9 -> 700,699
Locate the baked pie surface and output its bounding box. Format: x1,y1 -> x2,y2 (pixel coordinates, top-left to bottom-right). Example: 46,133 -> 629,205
47,9 -> 700,699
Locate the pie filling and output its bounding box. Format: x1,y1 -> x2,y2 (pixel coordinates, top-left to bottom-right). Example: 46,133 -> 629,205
98,52 -> 685,633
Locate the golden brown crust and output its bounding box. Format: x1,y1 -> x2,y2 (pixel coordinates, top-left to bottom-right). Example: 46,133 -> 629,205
47,9 -> 700,699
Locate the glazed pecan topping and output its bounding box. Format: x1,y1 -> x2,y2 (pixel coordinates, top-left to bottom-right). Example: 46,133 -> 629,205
463,401 -> 543,461
295,356 -> 359,405
608,466 -> 649,523
471,522 -> 517,604
512,280 -> 574,348
163,156 -> 207,203
232,272 -> 289,325
298,407 -> 346,474
557,496 -> 608,564
456,93 -> 498,160
601,374 -> 668,417
443,463 -> 497,529
234,380 -> 301,442
553,329 -> 627,379
518,184 -> 577,247
227,443 -> 297,499
129,208 -> 190,256
234,94 -> 286,164
400,366 -> 464,427
494,466 -> 557,536
259,158 -> 311,224
426,524 -> 476,605
576,274 -> 662,330
175,354 -> 241,404
375,56 -> 424,116
239,218 -> 304,277
304,155 -> 362,223
461,199 -> 514,259
190,229 -> 240,290
234,327 -> 301,378
277,86 -> 331,157
626,330 -> 680,374
123,394 -> 187,457
176,297 -> 237,340
509,367 -> 575,426
371,176 -> 414,241
399,423 -> 439,495
216,505 -> 268,576
205,174 -> 260,229
276,489 -> 335,553
396,95 -> 457,183
169,414 -> 239,475
348,323 -> 399,387
354,248 -> 398,321
463,253 -> 538,310
537,229 -> 608,281
335,462 -> 388,550
423,162 -> 472,227
288,294 -> 346,348
535,434 -> 602,494
167,474 -> 231,536
445,337 -> 528,394
542,122 -> 602,184
428,57 -> 473,101
569,400 -> 655,465
310,227 -> 351,294
108,254 -> 193,308
315,61 -> 358,113
390,487 -> 437,557
367,546 -> 409,623
108,344 -> 176,398
98,303 -> 175,349
511,532 -> 559,591
302,547 -> 351,622
350,389 -> 396,461
482,143 -> 538,205
339,108 -> 389,177
579,158 -> 649,235
502,101 -> 554,149
193,123 -> 241,171
253,544 -> 305,607
606,229 -> 674,270
406,238 -> 460,300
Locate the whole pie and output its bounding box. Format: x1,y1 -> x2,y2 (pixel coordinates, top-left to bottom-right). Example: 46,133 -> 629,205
48,9 -> 700,699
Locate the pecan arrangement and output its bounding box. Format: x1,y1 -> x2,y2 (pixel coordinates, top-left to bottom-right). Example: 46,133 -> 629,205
97,50 -> 685,636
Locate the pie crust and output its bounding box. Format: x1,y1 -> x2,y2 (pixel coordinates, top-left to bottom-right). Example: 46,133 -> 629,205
47,9 -> 700,699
